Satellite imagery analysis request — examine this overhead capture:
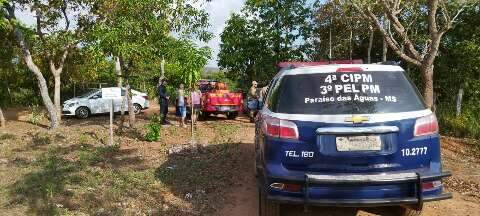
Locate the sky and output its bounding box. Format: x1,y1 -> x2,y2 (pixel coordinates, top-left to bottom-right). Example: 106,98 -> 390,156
16,0 -> 246,69
198,0 -> 246,67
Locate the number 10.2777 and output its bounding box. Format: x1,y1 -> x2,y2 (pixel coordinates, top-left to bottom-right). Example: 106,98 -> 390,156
401,147 -> 428,157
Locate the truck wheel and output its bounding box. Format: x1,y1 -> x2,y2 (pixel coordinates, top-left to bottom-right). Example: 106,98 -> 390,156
200,112 -> 210,120
259,189 -> 279,216
75,107 -> 90,119
227,112 -> 238,119
400,207 -> 422,216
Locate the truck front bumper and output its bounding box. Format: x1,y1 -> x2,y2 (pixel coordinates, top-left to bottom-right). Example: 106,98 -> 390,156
264,171 -> 452,209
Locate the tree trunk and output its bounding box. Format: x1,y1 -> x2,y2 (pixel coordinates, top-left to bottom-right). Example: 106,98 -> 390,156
367,28 -> 374,64
349,27 -> 353,60
116,57 -> 123,87
0,106 -> 5,128
456,86 -> 464,117
11,28 -> 58,129
126,84 -> 135,127
421,64 -> 435,109
190,91 -> 196,150
382,14 -> 389,62
54,74 -> 62,123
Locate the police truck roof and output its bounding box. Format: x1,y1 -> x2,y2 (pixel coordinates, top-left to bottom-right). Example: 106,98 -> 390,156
280,64 -> 404,76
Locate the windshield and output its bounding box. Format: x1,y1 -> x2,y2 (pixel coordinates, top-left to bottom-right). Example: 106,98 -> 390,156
272,71 -> 426,115
78,89 -> 99,98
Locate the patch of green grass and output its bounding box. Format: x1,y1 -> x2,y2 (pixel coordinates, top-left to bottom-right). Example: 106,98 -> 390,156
0,133 -> 16,141
156,143 -> 241,193
10,149 -> 79,215
78,134 -> 90,145
78,145 -> 120,166
144,115 -> 162,142
26,105 -> 44,125
438,105 -> 480,139
212,124 -> 241,143
31,132 -> 51,146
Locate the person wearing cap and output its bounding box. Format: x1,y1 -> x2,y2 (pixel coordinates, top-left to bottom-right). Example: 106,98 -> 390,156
157,78 -> 170,125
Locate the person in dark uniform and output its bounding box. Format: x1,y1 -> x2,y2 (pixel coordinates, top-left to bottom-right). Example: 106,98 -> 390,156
157,79 -> 170,125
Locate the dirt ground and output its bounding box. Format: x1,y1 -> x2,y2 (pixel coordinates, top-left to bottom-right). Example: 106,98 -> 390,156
0,104 -> 479,216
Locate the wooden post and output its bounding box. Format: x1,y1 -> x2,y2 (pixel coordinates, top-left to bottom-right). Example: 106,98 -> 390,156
456,87 -> 464,117
110,99 -> 114,146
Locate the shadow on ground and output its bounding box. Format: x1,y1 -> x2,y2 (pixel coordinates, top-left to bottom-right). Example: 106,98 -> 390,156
7,143 -> 147,215
155,142 -> 253,215
280,205 -> 405,216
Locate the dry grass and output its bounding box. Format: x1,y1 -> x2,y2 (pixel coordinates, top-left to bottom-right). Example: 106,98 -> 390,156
0,112 -> 254,215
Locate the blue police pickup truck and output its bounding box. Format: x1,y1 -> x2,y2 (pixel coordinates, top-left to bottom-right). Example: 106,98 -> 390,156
253,62 -> 452,216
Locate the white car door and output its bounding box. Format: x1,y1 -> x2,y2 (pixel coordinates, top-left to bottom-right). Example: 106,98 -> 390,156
112,89 -> 126,112
88,91 -> 109,114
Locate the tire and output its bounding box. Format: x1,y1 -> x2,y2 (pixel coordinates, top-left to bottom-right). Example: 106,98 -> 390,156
259,188 -> 279,216
227,112 -> 238,119
133,103 -> 142,115
400,206 -> 423,216
75,107 -> 90,119
200,112 -> 210,120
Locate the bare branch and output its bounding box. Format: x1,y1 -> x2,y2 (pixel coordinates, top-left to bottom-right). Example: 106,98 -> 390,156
62,0 -> 70,31
439,0 -> 451,26
35,7 -> 47,43
427,0 -> 440,36
444,5 -> 467,31
379,0 -> 422,60
351,2 -> 421,66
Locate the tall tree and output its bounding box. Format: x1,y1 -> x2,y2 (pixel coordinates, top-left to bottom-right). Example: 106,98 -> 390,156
219,0 -> 313,88
1,0 -> 8,128
350,0 -> 474,108
82,0 -> 211,127
3,2 -> 58,128
0,106 -> 4,128
2,0 -> 82,128
434,6 -> 480,115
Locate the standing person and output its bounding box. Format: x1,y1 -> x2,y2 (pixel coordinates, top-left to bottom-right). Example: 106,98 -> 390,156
177,84 -> 187,128
248,81 -> 259,123
190,85 -> 202,124
157,79 -> 170,125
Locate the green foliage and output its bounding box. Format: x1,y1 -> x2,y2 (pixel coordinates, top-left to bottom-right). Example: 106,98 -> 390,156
218,0 -> 313,89
203,70 -> 239,91
0,0 -> 9,29
144,114 -> 162,142
82,0 -> 212,101
434,7 -> 480,139
438,106 -> 480,139
26,105 -> 45,125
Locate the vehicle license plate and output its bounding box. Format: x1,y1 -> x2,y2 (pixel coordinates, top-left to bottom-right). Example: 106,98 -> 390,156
218,106 -> 231,111
336,136 -> 381,151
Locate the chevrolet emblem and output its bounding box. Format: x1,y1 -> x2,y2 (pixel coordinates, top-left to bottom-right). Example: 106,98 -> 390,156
345,116 -> 369,123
